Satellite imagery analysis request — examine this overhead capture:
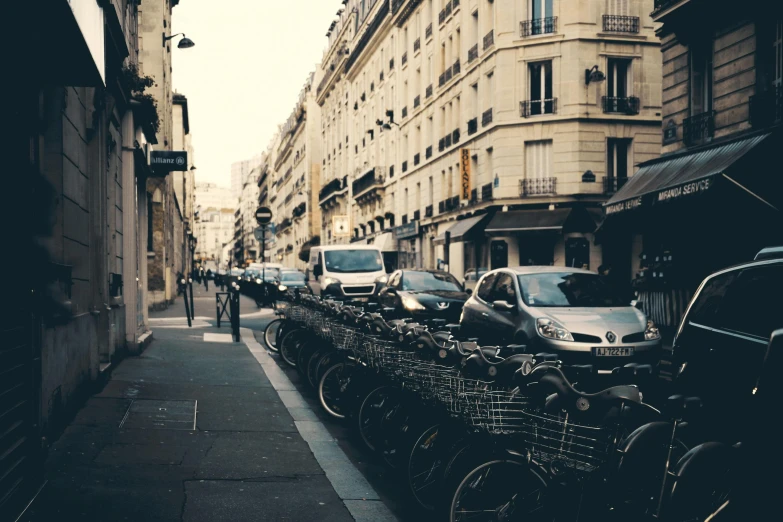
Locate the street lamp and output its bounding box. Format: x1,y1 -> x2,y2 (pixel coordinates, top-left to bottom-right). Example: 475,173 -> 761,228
163,32 -> 196,49
585,65 -> 606,85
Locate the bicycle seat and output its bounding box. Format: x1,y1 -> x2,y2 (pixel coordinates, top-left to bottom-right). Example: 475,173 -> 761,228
537,366 -> 642,416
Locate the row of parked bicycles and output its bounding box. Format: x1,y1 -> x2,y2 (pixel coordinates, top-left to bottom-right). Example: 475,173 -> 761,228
262,291 -> 738,522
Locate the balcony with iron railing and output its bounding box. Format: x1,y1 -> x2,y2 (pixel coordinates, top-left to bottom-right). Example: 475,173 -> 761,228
292,202 -> 307,219
352,169 -> 384,200
520,17 -> 558,37
425,204 -> 433,217
481,183 -> 493,201
279,217 -> 293,231
468,44 -> 479,64
520,99 -> 558,117
426,84 -> 433,98
467,117 -> 478,135
683,111 -> 715,146
483,30 -> 494,50
438,1 -> 453,24
603,96 -> 640,115
750,86 -> 783,129
439,68 -> 453,87
482,108 -> 493,126
603,176 -> 629,195
602,15 -> 640,33
452,59 -> 461,76
319,176 -> 348,205
520,177 -> 557,196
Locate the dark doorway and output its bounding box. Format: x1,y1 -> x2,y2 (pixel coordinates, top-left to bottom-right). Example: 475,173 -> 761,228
565,237 -> 590,269
490,240 -> 509,269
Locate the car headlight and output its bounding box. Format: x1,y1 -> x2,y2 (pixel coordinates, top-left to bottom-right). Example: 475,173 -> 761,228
645,320 -> 661,341
536,318 -> 574,342
323,277 -> 341,287
278,285 -> 288,292
401,295 -> 426,311
255,278 -> 263,284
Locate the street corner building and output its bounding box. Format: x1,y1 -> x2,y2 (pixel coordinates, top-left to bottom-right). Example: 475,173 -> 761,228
600,0 -> 783,329
313,0 -> 664,277
2,1 -> 195,518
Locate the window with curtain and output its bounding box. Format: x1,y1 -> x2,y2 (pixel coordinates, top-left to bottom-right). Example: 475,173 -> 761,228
525,140 -> 553,180
606,138 -> 632,192
606,0 -> 628,15
528,60 -> 554,115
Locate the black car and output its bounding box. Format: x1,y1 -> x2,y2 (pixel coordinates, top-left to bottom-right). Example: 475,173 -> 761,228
673,248 -> 783,439
377,270 -> 468,322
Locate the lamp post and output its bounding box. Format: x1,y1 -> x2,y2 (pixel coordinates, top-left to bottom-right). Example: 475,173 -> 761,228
163,32 -> 196,49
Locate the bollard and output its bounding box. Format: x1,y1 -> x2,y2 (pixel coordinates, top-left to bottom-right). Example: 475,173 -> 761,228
189,278 -> 195,320
231,285 -> 241,342
182,279 -> 192,327
216,292 -> 230,328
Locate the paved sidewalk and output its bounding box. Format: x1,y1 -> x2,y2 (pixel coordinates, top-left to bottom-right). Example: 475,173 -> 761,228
21,298 -> 395,521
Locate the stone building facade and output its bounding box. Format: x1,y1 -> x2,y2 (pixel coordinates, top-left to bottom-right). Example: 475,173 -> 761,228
316,0 -> 662,279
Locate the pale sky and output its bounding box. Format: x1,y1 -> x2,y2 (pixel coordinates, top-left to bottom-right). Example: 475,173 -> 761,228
172,0 -> 339,188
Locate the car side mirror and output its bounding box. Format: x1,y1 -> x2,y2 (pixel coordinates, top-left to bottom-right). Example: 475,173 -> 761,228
313,264 -> 323,278
492,300 -> 515,312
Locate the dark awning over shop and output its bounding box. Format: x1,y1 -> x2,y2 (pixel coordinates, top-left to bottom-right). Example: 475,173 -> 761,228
434,215 -> 486,245
485,208 -> 572,235
604,134 -> 770,216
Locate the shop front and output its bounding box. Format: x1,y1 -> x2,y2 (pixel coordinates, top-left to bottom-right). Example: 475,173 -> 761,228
433,214 -> 491,278
600,132 -> 783,328
393,221 -> 421,269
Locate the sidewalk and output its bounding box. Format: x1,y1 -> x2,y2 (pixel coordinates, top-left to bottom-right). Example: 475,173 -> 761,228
21,293 -> 396,522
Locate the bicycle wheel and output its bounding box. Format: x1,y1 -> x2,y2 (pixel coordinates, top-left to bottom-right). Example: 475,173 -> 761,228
279,329 -> 304,368
264,319 -> 284,352
407,423 -> 446,511
450,460 -> 550,522
318,359 -> 358,419
307,347 -> 332,389
296,339 -> 320,383
357,386 -> 401,455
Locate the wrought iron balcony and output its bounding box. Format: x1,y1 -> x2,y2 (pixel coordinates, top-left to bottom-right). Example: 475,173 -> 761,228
414,95 -> 421,108
520,177 -> 557,196
603,176 -> 629,195
483,30 -> 494,50
452,0 -> 460,9
481,183 -> 493,201
603,15 -> 640,33
439,1 -> 452,24
439,68 -> 453,87
292,202 -> 307,219
425,205 -> 433,217
452,128 -> 460,144
414,153 -> 421,166
279,217 -> 293,231
452,59 -> 461,76
402,161 -> 408,173
426,23 -> 433,39
402,52 -> 408,66
468,44 -> 479,63
750,86 -> 783,129
521,99 -> 558,117
683,111 -> 715,146
482,108 -> 493,126
318,177 -> 346,202
603,96 -> 640,115
414,38 -> 421,52
467,117 -> 478,135
402,106 -> 408,118
352,169 -> 385,199
520,17 -> 558,37
426,145 -> 433,159
426,84 -> 433,98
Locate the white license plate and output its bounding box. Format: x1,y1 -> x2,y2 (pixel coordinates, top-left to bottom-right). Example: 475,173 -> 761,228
594,347 -> 634,357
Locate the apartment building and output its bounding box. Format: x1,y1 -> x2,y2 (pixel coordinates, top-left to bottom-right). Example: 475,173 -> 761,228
194,183 -> 235,268
271,73 -> 323,270
317,0 -> 662,277
602,0 -> 783,328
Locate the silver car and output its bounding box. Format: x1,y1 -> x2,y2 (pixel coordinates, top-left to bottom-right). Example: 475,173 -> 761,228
460,267 -> 662,372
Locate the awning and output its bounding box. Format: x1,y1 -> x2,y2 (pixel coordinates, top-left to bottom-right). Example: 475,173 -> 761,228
367,232 -> 396,252
433,215 -> 487,245
485,208 -> 572,235
604,133 -> 770,216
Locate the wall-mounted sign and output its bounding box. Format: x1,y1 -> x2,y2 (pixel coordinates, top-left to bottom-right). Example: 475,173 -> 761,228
663,120 -> 678,144
605,197 -> 643,215
393,221 -> 419,239
150,151 -> 188,171
333,215 -> 351,237
655,177 -> 713,204
460,148 -> 472,200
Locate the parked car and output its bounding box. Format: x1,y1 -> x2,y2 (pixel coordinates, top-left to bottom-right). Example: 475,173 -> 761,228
377,270 -> 468,322
672,248 -> 783,439
463,267 -> 488,294
460,266 -> 662,370
306,245 -> 387,300
277,270 -> 308,294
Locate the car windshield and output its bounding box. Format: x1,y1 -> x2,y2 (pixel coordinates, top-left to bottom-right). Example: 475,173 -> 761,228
402,272 -> 462,291
517,272 -> 627,307
280,272 -> 306,283
324,250 -> 383,273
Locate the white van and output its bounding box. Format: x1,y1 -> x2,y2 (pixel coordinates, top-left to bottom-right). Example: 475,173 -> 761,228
307,245 -> 387,299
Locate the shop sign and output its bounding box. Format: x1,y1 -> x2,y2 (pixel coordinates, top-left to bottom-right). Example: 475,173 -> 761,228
150,151 -> 188,171
393,221 -> 419,239
655,177 -> 712,203
460,148 -> 472,200
605,197 -> 642,215
333,215 -> 351,237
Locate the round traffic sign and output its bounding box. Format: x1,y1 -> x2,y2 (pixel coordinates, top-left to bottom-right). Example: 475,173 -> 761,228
255,206 -> 273,225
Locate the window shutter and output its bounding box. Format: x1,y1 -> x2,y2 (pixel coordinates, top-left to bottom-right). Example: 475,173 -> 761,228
525,140 -> 553,180
608,0 -> 629,16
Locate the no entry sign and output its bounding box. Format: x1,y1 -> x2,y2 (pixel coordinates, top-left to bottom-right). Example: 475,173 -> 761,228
255,207 -> 273,225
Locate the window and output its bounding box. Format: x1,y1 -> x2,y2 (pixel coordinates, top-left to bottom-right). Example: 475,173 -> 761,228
528,61 -> 554,115
607,0 -> 629,15
525,140 -> 553,180
690,41 -> 713,115
529,0 -> 555,35
607,58 -> 631,99
491,273 -> 517,303
607,138 -> 631,188
476,272 -> 497,302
